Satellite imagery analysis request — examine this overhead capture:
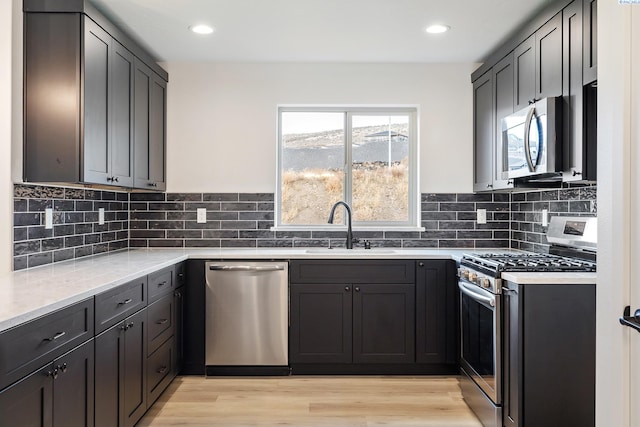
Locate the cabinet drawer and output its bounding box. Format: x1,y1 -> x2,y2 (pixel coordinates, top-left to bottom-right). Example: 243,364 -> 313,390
0,298 -> 94,390
290,260 -> 415,284
148,266 -> 174,303
95,277 -> 147,334
147,294 -> 174,356
147,337 -> 174,405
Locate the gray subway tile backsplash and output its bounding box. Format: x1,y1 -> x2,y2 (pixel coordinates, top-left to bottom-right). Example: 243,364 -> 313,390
12,184 -> 598,270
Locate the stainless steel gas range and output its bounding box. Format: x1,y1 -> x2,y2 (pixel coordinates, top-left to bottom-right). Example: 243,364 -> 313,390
457,216 -> 596,427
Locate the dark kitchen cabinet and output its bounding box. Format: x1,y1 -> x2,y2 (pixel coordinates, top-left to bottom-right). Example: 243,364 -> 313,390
0,339 -> 95,427
502,281 -> 595,427
289,260 -> 416,369
583,0 -> 598,84
492,54 -> 515,191
535,12 -> 563,100
133,59 -> 167,191
563,0 -> 588,182
23,1 -> 168,190
473,70 -> 495,192
415,260 -> 457,366
95,308 -> 148,427
513,35 -> 535,110
24,14 -> 134,187
289,283 -> 353,364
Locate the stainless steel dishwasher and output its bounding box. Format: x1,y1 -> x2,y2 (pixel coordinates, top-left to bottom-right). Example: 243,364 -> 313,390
205,261 -> 289,375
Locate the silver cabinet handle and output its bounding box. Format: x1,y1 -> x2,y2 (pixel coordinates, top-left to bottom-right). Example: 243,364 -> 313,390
44,331 -> 66,342
118,298 -> 133,306
209,265 -> 285,272
156,318 -> 169,325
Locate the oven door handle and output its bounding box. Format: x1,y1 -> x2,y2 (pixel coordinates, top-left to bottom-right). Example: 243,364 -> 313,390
458,281 -> 495,307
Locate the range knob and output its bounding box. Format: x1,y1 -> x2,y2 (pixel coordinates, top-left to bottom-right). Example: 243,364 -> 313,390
460,269 -> 470,280
469,272 -> 478,281
481,278 -> 491,289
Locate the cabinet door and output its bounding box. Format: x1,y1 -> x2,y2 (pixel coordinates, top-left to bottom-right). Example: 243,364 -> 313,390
353,283 -> 415,364
53,340 -> 95,427
502,282 -> 521,427
513,35 -> 535,110
492,54 -> 515,191
583,0 -> 597,84
535,12 -> 563,99
473,70 -> 494,192
173,287 -> 185,376
416,260 -> 456,365
83,17 -> 111,185
134,61 -> 167,190
95,322 -> 125,427
289,284 -> 352,364
0,364 -> 53,427
123,309 -> 147,427
563,0 -> 586,182
110,41 -> 134,187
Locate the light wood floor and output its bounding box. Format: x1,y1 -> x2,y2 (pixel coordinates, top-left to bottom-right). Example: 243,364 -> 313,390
137,375 -> 482,427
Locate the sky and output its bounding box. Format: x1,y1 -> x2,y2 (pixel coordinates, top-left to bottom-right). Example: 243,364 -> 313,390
281,112 -> 409,134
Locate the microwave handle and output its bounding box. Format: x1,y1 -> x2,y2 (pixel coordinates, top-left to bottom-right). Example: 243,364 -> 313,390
523,106 -> 536,172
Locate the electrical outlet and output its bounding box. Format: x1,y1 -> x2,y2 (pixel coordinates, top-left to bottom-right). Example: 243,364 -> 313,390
476,208 -> 487,224
98,208 -> 105,225
45,208 -> 53,229
542,209 -> 548,227
197,208 -> 207,224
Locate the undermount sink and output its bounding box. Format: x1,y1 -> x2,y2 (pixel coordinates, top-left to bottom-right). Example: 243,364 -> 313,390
304,248 -> 397,254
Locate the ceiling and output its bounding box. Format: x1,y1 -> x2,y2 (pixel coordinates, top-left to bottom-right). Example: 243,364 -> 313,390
89,0 -> 553,63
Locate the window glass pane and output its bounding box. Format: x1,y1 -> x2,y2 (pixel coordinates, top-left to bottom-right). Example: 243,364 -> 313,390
281,112 -> 345,225
351,115 -> 409,222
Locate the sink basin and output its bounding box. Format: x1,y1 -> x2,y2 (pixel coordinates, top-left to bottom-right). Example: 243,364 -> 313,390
304,248 -> 397,254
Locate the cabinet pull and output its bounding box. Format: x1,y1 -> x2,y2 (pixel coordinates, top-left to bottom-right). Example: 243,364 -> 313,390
156,318 -> 169,325
345,286 -> 350,292
158,281 -> 167,286
46,367 -> 59,379
157,366 -> 168,374
119,298 -> 133,306
418,262 -> 424,267
58,363 -> 68,374
126,322 -> 134,329
174,291 -> 182,298
44,331 -> 66,342
355,287 -> 360,292
148,182 -> 158,188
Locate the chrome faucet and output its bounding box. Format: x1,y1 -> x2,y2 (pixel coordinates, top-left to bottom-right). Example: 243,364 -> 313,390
328,201 -> 356,249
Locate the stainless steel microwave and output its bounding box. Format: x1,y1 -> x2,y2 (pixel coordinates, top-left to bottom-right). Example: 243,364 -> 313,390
500,97 -> 563,180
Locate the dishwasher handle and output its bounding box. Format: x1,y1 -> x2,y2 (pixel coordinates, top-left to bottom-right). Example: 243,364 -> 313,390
208,265 -> 285,272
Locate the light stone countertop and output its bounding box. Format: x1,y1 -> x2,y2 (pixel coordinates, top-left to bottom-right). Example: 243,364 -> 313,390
0,247 -> 595,333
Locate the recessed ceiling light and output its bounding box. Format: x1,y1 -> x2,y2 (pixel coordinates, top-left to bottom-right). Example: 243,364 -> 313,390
425,24 -> 450,34
190,24 -> 214,35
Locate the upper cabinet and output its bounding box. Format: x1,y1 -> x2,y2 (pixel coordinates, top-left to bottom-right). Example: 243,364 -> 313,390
471,0 -> 597,191
23,1 -> 168,191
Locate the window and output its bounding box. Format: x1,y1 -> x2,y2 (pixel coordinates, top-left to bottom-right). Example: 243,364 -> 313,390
276,106 -> 419,229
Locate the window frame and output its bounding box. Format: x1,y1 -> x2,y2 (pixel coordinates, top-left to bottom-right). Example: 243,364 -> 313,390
275,105 -> 421,231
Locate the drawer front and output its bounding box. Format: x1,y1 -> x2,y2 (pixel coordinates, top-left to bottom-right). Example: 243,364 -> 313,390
95,277 -> 147,334
0,298 -> 94,390
147,294 -> 174,356
175,262 -> 186,288
290,260 -> 416,284
147,337 -> 174,405
148,266 -> 174,303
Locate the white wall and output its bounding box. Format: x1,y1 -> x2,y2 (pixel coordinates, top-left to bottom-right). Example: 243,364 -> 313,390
165,62 -> 476,194
0,0 -> 15,274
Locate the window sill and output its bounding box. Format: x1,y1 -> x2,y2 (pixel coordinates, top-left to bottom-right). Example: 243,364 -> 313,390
270,226 -> 426,232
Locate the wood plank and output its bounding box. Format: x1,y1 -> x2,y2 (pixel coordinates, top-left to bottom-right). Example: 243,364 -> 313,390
138,376 -> 482,427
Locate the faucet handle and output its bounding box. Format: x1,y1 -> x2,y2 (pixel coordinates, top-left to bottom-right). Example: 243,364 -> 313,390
363,240 -> 371,250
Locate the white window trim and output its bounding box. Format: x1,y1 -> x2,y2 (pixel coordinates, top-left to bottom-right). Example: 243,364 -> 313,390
273,105 -> 422,231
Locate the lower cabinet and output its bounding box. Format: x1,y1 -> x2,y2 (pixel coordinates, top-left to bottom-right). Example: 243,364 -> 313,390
95,308 -> 148,427
0,339 -> 95,427
502,281 -> 595,427
415,260 -> 458,366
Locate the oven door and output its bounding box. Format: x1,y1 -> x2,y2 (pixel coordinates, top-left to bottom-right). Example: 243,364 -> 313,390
459,280 -> 501,404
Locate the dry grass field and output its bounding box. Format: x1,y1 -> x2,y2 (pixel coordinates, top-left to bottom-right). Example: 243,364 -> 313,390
281,161 -> 408,224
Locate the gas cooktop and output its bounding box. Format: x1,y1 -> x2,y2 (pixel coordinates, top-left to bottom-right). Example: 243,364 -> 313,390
461,252 -> 597,273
